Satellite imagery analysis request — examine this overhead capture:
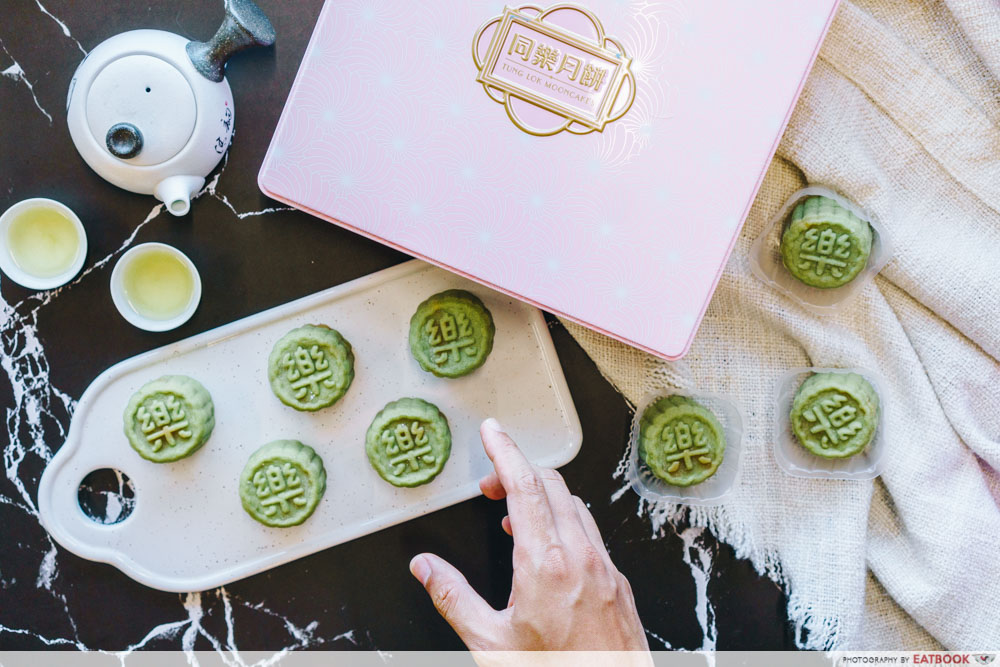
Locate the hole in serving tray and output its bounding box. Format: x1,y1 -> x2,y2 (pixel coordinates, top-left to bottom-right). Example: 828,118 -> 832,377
78,468 -> 135,525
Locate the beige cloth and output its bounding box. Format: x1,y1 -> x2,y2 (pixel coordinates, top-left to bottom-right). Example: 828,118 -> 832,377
561,0 -> 1000,650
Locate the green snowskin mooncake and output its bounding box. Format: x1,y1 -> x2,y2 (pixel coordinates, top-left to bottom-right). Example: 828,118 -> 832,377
780,196 -> 873,289
366,398 -> 451,488
239,440 -> 326,527
123,375 -> 215,463
268,324 -> 354,411
638,396 -> 726,487
790,372 -> 879,459
409,289 -> 495,378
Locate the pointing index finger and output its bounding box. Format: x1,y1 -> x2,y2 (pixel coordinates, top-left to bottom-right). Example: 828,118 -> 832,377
480,418 -> 555,548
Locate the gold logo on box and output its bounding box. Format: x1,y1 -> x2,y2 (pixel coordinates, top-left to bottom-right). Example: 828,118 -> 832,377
473,4 -> 636,137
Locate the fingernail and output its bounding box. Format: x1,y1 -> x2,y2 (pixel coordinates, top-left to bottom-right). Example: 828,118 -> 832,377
482,417 -> 505,434
409,554 -> 431,585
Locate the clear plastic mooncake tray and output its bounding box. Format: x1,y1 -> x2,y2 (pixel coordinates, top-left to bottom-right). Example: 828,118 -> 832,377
37,260 -> 582,592
749,185 -> 893,315
625,391 -> 745,506
773,367 -> 888,480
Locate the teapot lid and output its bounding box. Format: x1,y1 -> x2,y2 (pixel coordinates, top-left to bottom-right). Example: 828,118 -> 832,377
86,55 -> 196,167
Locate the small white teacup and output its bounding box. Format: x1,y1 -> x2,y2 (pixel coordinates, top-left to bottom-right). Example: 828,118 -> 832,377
111,242 -> 201,332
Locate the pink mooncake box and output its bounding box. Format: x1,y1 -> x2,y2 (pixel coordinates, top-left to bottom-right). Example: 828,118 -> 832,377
259,0 -> 841,359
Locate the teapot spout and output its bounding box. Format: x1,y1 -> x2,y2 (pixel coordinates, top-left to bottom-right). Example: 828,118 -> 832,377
154,175 -> 205,217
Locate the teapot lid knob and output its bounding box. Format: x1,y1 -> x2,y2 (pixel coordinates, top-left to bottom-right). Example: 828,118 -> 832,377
106,123 -> 144,159
185,0 -> 276,83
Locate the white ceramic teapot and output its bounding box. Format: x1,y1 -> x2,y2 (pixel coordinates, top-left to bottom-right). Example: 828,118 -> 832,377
66,0 -> 275,216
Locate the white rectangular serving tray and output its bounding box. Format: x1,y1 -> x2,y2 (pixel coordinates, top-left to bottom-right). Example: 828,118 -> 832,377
38,260 -> 582,592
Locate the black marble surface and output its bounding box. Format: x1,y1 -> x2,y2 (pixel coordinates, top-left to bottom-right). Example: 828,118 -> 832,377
0,0 -> 795,652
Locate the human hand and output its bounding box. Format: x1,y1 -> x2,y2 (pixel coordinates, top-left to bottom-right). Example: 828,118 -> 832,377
408,418 -> 650,656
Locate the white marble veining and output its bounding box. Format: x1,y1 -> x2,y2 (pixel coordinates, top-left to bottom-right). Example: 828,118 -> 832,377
614,445 -> 722,652
644,628 -> 674,649
0,38 -> 53,124
678,526 -> 717,653
204,153 -> 296,220
32,0 -> 88,56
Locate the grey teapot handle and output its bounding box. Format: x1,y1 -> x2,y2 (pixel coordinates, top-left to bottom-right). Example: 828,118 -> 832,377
186,0 -> 276,83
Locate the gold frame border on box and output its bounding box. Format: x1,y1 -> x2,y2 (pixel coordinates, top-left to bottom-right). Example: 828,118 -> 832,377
473,4 -> 636,137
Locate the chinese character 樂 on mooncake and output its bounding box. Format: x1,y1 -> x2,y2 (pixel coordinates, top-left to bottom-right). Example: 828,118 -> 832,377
790,372 -> 880,459
781,196 -> 873,289
409,290 -> 495,378
123,375 -> 215,463
637,396 -> 726,487
267,324 -> 355,411
366,398 -> 452,488
239,440 -> 327,528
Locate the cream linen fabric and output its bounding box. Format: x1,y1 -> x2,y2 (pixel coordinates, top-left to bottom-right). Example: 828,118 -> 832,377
559,0 -> 1000,650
